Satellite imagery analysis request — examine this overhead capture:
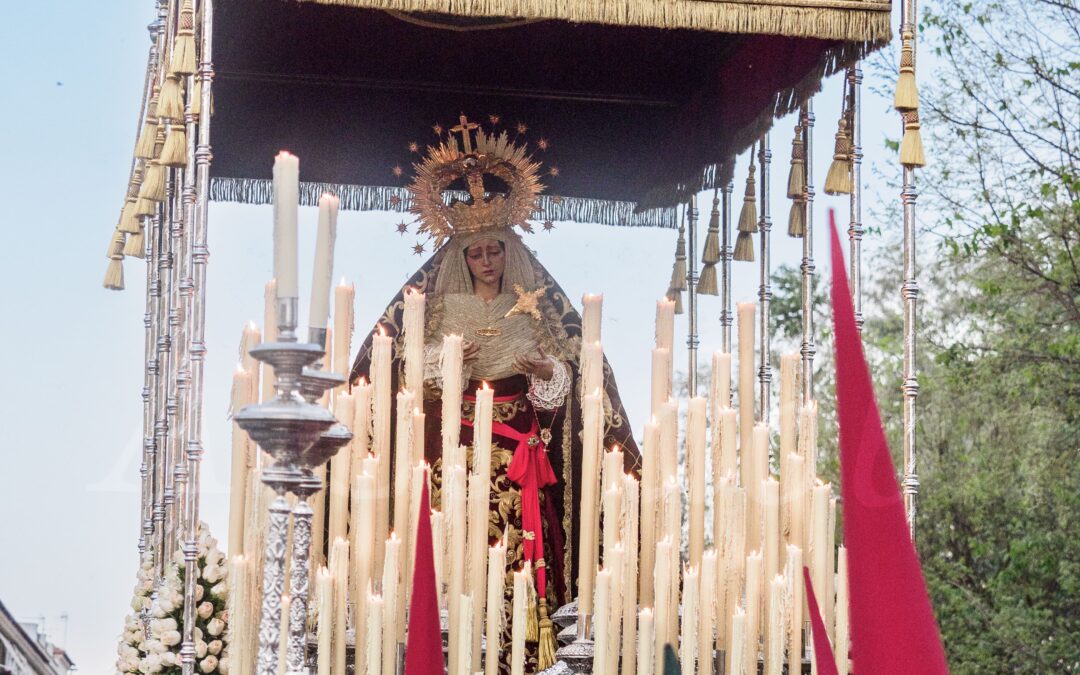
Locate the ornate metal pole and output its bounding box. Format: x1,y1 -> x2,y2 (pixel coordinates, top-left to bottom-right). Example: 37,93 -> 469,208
847,65 -> 865,332
721,180 -> 734,356
799,103 -> 817,405
179,0 -> 213,670
899,0 -> 921,540
757,135 -> 773,423
687,195 -> 700,394
153,193 -> 175,574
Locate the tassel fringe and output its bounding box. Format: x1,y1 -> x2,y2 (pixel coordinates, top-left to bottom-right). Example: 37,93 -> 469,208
135,90 -> 159,159
697,263 -> 719,295
171,0 -> 198,76
894,32 -> 919,112
119,199 -> 141,234
525,575 -> 539,642
158,74 -> 185,122
670,256 -> 687,292
788,201 -> 806,238
667,287 -> 683,315
136,197 -> 158,217
104,256 -> 125,291
824,117 -> 853,195
537,599 -> 558,670
738,159 -> 758,233
701,197 -> 721,264
161,126 -> 188,168
900,110 -> 926,168
733,231 -> 755,262
787,124 -> 806,199
123,228 -> 146,258
139,161 -> 166,202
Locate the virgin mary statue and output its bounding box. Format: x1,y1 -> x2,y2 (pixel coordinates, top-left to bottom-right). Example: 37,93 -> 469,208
349,120 -> 639,670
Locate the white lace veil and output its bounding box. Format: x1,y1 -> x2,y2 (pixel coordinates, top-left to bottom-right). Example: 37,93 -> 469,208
432,227 -> 542,295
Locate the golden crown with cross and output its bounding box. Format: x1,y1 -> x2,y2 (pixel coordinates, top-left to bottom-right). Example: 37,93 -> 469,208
406,115 -> 547,249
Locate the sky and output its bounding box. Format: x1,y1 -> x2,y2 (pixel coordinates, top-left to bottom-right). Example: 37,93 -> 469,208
0,2 -> 912,671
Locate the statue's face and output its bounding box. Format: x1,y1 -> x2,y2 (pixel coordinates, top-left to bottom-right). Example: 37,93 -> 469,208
465,238 -> 505,287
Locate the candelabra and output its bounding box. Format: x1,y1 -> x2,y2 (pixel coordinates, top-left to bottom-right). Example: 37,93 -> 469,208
235,298 -> 350,675
553,599 -> 594,673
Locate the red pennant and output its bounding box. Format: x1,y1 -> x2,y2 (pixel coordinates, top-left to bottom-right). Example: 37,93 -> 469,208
404,477 -> 446,675
829,210 -> 949,673
803,566 -> 839,675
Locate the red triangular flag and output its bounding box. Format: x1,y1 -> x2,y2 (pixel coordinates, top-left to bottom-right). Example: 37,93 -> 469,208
803,566 -> 840,675
404,477 -> 446,675
829,209 -> 949,673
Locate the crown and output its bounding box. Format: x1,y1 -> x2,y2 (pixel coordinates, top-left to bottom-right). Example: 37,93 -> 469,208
406,116 -> 545,249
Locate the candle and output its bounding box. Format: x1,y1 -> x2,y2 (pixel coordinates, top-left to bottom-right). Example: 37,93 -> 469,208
228,366 -> 254,556
272,151 -> 299,298
455,593 -> 474,675
746,424 -> 769,553
649,347 -> 672,419
826,496 -> 838,637
511,568 -> 528,675
606,547 -> 624,675
737,302 -> 756,453
366,591 -> 383,675
350,473 -> 376,669
810,482 -> 830,635
714,476 -> 745,652
332,278 -> 354,376
484,542 -> 507,675
745,551 -> 763,667
430,510 -> 445,611
655,298 -> 676,350
403,288 -> 426,396
352,379 -> 372,464
779,353 -> 799,457
688,396 -> 708,568
382,535 -> 401,675
331,538 -> 349,675
711,350 -> 732,410
621,475 -> 640,675
639,421 -> 660,607
578,389 -> 603,615
680,565 -> 700,675
328,392 -> 354,545
835,546 -> 850,675
653,537 -> 672,674
406,461 -> 427,604
659,399 -> 678,486
473,382 -> 493,479
786,545 -> 804,675
592,569 -> 613,674
782,453 -> 806,554
766,575 -> 785,675
699,550 -> 717,667
729,608 -> 747,675
441,334 -> 464,459
447,464 -> 467,665
603,485 -> 623,570
467,471 -> 488,673
763,478 -> 780,580
582,293 -> 603,343
316,567 -> 332,675
392,390 -> 415,559
637,609 -> 654,675
262,279 -> 277,404
581,341 -> 604,397
372,330 -> 393,571
309,195 -> 340,332
240,321 -> 261,381
602,446 -> 624,501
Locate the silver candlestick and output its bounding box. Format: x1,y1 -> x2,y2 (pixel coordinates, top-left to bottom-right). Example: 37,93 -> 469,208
555,607 -> 594,673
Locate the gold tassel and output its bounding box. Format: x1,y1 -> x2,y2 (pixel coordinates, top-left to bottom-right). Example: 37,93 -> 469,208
900,109 -> 926,168
158,74 -> 185,122
139,160 -> 166,202
737,158 -> 758,233
824,117 -> 854,195
701,196 -> 721,265
190,79 -> 203,118
894,32 -> 920,112
667,287 -> 684,315
537,599 -> 558,670
697,263 -> 719,295
787,124 -> 806,199
103,255 -> 125,291
670,225 -> 687,291
733,230 -> 755,262
160,126 -> 188,168
123,227 -> 146,258
119,199 -> 141,234
788,200 -> 806,238
525,573 -> 539,642
136,197 -> 158,217
170,0 -> 198,76
106,230 -> 125,259
135,89 -> 160,159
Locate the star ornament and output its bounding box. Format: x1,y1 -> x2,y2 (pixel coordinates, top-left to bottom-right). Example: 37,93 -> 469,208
542,220 -> 555,231
504,284 -> 544,321
412,242 -> 426,255
395,222 -> 409,235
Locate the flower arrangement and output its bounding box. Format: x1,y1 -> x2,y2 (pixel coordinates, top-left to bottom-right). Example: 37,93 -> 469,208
115,524 -> 230,674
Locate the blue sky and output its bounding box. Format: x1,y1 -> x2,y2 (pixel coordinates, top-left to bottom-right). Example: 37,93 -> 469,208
0,2 -> 911,671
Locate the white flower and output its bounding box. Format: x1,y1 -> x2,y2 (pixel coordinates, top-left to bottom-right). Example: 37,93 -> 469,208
207,639 -> 222,655
161,630 -> 181,647
200,655 -> 219,673
159,617 -> 178,632
197,601 -> 214,620
206,617 -> 224,636
195,583 -> 205,601
203,565 -> 223,584
156,598 -> 174,614
196,640 -> 207,658
218,656 -> 229,675
211,582 -> 227,598
194,626 -> 203,641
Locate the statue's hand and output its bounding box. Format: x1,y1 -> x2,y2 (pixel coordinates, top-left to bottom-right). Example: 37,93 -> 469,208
463,340 -> 482,364
515,348 -> 554,381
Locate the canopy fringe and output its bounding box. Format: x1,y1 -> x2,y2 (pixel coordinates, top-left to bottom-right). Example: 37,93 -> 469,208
305,0 -> 892,43
209,177 -> 678,229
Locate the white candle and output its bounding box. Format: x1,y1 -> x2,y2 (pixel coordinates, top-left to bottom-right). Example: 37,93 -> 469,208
835,546 -> 850,675
810,482 -> 830,635
406,461 -> 427,604
511,568 -> 528,675
637,609 -> 654,675
332,279 -> 354,377
763,477 -> 780,580
393,390 -> 415,561
737,302 -> 756,453
581,341 -> 604,397
779,353 -> 800,458
366,591 -> 383,675
403,288 -> 426,396
484,542 -> 507,675
745,551 -> 763,667
328,391 -> 354,545
430,510 -> 446,612
331,538 -> 349,675
592,569 -> 613,674
766,575 -> 785,675
309,195 -> 340,331
688,396 -> 708,568
441,334 -> 464,459
711,350 -> 732,410
467,471 -> 488,673
621,475 -> 640,675
382,535 -> 401,675
718,407 -> 737,480
715,478 -> 746,653
272,151 -> 299,298
473,382 -> 493,479
650,347 -> 672,419
582,293 -> 603,343
228,365 -> 253,557
447,464 -> 467,666
227,556 -> 250,675
729,608 -> 747,675
653,537 -> 672,673
786,545 -> 804,675
578,389 -> 603,615
655,298 -> 676,350
826,496 -> 837,637
372,330 -> 393,571
606,546 -> 624,675
261,279 -> 277,404
603,484 -> 623,571
455,594 -> 474,675
352,379 -> 372,464
316,568 -> 332,675
699,550 -> 718,667
746,424 -> 770,554
350,473 -> 376,669
680,565 -> 700,675
639,421 -> 660,607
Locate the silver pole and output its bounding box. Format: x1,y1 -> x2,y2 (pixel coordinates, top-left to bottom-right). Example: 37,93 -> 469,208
179,0 -> 213,668
800,103 -> 817,405
847,65 -> 865,332
757,135 -> 773,423
900,0 -> 920,541
721,181 -> 734,357
687,195 -> 700,394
